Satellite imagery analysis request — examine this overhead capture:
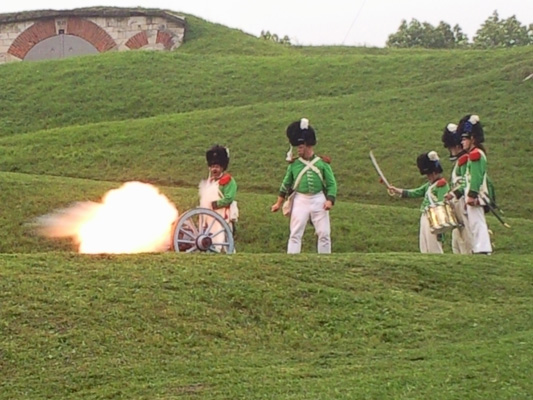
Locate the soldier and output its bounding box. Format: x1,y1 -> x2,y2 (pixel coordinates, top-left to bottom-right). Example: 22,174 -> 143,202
271,118 -> 337,254
457,115 -> 493,255
200,145 -> 238,235
442,123 -> 473,254
388,151 -> 450,254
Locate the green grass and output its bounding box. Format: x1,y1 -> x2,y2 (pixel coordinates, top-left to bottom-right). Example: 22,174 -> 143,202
1,253 -> 532,399
0,12 -> 532,399
2,171 -> 531,255
1,47 -> 532,218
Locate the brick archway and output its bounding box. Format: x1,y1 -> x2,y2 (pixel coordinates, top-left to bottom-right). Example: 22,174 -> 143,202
66,18 -> 116,52
156,31 -> 175,50
8,20 -> 56,59
125,30 -> 177,50
8,17 -> 117,60
125,31 -> 148,49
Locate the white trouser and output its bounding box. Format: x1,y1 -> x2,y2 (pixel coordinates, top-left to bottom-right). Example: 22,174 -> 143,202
419,214 -> 443,254
208,208 -> 234,252
288,192 -> 331,254
451,197 -> 473,254
466,204 -> 492,254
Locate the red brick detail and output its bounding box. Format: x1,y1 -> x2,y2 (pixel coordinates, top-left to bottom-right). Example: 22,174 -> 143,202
66,18 -> 116,52
125,31 -> 149,49
156,31 -> 174,50
8,20 -> 56,59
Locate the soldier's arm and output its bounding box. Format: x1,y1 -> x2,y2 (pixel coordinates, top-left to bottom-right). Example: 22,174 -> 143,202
322,162 -> 337,204
279,164 -> 294,198
402,183 -> 428,198
213,175 -> 237,209
467,150 -> 485,198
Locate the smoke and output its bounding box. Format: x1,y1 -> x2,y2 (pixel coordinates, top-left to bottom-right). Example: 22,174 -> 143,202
35,181 -> 178,254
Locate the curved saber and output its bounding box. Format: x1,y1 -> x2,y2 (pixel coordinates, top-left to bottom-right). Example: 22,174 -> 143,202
369,151 -> 391,188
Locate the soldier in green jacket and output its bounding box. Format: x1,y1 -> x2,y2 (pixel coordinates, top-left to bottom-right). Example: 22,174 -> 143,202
271,118 -> 337,254
388,151 -> 450,253
442,122 -> 473,254
200,145 -> 238,236
457,115 -> 492,255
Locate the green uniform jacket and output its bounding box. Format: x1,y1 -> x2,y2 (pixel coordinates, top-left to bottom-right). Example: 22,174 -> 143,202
402,178 -> 450,212
279,155 -> 337,204
212,173 -> 237,209
465,148 -> 488,199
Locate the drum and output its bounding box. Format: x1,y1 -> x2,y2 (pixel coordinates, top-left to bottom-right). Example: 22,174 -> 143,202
425,202 -> 459,234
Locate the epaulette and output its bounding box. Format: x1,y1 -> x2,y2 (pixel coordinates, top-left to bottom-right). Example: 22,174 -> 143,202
319,155 -> 331,164
219,174 -> 232,185
469,148 -> 482,162
457,153 -> 469,166
436,178 -> 448,187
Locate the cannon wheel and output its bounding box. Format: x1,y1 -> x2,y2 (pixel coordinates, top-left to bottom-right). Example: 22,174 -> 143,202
172,208 -> 235,254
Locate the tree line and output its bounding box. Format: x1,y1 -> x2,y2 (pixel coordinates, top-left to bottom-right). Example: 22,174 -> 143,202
387,11 -> 533,48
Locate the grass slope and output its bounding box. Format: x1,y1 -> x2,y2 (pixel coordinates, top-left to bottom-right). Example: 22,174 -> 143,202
2,171 -> 531,255
1,253 -> 532,399
0,13 -> 532,400
0,40 -> 532,221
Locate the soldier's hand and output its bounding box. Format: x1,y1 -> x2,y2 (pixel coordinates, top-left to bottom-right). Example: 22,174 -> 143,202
271,203 -> 281,212
466,196 -> 480,206
323,200 -> 333,210
388,186 -> 401,196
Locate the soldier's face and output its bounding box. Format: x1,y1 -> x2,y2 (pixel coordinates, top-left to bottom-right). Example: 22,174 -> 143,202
297,144 -> 312,158
461,137 -> 472,151
426,172 -> 438,182
209,164 -> 224,179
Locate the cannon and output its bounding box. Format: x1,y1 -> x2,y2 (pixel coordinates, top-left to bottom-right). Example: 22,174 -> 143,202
171,207 -> 235,254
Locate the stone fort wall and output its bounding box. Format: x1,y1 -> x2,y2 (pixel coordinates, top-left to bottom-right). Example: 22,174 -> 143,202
0,7 -> 186,63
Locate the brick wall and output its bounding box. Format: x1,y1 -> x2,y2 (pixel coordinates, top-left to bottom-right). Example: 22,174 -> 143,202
67,17 -> 117,52
7,20 -> 56,59
0,11 -> 185,63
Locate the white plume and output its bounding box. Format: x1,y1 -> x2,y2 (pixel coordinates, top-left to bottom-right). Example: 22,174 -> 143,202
447,123 -> 457,133
300,118 -> 309,130
469,115 -> 479,125
428,151 -> 439,161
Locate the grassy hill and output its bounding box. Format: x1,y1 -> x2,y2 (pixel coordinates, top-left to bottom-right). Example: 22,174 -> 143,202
0,45 -> 532,220
1,253 -> 532,399
0,10 -> 532,399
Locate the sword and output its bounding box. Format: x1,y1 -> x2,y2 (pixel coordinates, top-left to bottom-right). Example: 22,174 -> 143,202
369,150 -> 391,189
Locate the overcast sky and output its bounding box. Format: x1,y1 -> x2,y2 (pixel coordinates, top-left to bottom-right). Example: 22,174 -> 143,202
2,1 -> 532,47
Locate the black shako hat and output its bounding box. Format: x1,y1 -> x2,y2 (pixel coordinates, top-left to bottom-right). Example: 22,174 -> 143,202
457,114 -> 484,143
417,151 -> 443,175
286,118 -> 316,146
441,123 -> 461,148
206,145 -> 229,170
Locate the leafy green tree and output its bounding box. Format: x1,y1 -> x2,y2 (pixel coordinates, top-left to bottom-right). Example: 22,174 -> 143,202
453,24 -> 469,47
386,19 -> 468,48
474,11 -> 532,48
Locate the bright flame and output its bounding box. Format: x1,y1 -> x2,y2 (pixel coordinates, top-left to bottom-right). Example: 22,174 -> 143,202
36,182 -> 178,254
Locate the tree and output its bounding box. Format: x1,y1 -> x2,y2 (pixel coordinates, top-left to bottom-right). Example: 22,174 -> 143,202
386,19 -> 467,48
386,19 -> 426,48
260,30 -> 291,46
453,24 -> 469,47
474,11 -> 532,48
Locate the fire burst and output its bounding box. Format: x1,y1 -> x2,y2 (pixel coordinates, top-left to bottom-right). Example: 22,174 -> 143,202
36,182 -> 178,254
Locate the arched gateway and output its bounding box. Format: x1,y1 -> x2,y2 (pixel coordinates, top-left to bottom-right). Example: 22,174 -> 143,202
0,7 -> 186,63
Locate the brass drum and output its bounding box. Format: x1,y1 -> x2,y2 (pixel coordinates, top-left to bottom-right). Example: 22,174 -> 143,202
425,202 -> 459,234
